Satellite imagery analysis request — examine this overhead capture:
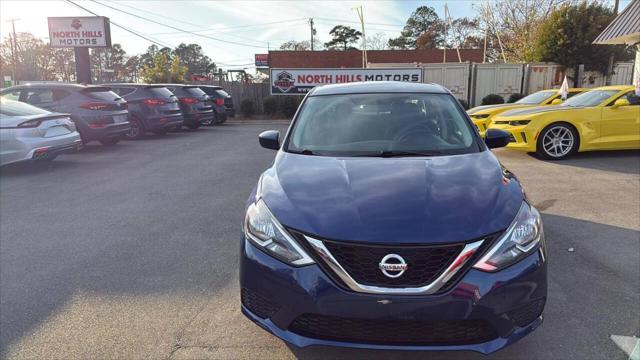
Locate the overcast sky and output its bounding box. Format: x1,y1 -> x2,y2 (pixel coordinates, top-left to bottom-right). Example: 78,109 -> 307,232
0,0 -> 630,72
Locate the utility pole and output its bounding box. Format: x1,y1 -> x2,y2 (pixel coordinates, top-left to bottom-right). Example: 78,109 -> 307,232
605,0 -> 620,85
353,6 -> 367,68
7,18 -> 19,85
309,18 -> 316,51
443,5 -> 447,64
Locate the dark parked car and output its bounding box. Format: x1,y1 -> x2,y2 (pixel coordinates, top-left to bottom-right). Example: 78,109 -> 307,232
241,82 -> 546,354
198,85 -> 234,122
160,84 -> 214,128
104,84 -> 183,139
0,83 -> 129,145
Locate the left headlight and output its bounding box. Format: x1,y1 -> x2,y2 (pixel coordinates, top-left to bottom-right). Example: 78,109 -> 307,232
244,199 -> 315,266
473,201 -> 543,271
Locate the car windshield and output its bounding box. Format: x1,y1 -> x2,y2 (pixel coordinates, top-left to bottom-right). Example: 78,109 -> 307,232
184,87 -> 206,96
562,90 -> 618,107
515,90 -> 557,104
0,98 -> 50,116
286,93 -> 479,157
83,88 -> 122,102
216,89 -> 229,97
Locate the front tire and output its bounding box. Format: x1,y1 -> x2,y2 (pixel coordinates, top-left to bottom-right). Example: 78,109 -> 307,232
535,123 -> 578,160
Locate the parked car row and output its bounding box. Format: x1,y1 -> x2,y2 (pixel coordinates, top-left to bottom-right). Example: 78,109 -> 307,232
467,85 -> 640,159
0,83 -> 236,166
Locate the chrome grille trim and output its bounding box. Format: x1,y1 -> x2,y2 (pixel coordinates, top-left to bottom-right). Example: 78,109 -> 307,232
305,236 -> 484,295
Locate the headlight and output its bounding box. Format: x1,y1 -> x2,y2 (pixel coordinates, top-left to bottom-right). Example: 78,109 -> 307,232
474,201 -> 543,271
509,120 -> 531,126
244,199 -> 314,266
471,114 -> 490,119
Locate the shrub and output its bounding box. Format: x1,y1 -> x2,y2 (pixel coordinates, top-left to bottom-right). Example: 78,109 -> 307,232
481,94 -> 505,105
507,93 -> 525,103
263,96 -> 278,116
457,98 -> 469,110
240,98 -> 255,117
281,96 -> 300,118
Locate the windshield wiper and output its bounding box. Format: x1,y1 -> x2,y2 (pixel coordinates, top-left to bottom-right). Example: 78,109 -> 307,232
288,148 -> 315,155
354,150 -> 444,158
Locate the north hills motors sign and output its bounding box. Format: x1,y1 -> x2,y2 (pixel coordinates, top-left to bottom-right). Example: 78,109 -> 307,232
270,68 -> 423,95
48,17 -> 111,48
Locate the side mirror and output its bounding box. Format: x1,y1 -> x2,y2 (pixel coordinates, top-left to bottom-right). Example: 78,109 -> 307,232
258,130 -> 280,150
612,98 -> 630,108
551,98 -> 563,105
484,129 -> 511,149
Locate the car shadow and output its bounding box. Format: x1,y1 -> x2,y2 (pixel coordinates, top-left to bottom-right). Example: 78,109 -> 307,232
0,159 -> 79,177
538,150 -> 640,174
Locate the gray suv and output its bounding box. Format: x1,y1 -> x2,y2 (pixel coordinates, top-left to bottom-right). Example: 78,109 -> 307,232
160,84 -> 215,129
105,84 -> 183,139
0,83 -> 129,145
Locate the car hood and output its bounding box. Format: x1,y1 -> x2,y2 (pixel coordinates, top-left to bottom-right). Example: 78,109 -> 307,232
468,103 -> 524,114
258,151 -> 523,244
500,105 -> 575,117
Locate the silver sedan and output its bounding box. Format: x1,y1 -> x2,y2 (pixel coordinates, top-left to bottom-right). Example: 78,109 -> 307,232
0,99 -> 82,166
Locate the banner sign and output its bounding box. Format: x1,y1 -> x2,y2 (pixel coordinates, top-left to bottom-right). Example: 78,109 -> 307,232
48,17 -> 111,48
270,68 -> 423,95
255,54 -> 269,68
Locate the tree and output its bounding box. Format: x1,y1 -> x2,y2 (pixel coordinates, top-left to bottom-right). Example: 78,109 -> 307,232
367,33 -> 389,50
324,25 -> 362,51
389,6 -> 443,49
448,18 -> 483,49
140,52 -> 187,83
534,2 -> 633,83
90,44 -> 127,83
173,43 -> 216,77
477,0 -> 563,62
279,40 -> 311,51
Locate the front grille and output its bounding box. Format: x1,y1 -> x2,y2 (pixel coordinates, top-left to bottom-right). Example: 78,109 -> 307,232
507,299 -> 545,327
289,314 -> 497,346
241,288 -> 279,319
322,241 -> 463,287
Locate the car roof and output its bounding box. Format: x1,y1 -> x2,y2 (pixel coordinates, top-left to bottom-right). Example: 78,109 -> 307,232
5,83 -> 97,90
592,85 -> 635,91
308,81 -> 449,96
198,85 -> 222,89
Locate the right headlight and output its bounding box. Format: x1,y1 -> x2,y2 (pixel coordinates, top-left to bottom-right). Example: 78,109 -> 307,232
474,201 -> 543,271
244,199 -> 314,266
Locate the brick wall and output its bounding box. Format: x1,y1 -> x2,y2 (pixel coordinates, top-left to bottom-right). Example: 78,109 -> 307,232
269,49 -> 484,68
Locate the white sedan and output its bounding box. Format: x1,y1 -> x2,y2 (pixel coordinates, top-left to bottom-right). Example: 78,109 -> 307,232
0,99 -> 82,166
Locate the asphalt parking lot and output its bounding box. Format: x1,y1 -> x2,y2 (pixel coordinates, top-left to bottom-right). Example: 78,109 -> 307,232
1,122 -> 638,360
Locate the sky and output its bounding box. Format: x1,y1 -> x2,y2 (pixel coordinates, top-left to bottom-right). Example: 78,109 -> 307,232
0,0 -> 631,73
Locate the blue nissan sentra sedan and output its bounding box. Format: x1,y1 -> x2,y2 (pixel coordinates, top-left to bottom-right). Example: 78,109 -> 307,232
240,81 -> 547,354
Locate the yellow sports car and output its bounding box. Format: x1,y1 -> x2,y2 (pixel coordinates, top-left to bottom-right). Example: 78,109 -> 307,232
488,85 -> 640,159
468,88 -> 586,135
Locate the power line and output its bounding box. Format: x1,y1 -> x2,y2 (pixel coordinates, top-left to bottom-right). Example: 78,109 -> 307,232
315,17 -> 405,27
63,0 -> 174,49
147,19 -> 309,36
103,0 -> 267,46
88,0 -> 268,48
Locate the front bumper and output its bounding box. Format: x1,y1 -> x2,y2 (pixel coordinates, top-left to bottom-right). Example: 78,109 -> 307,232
489,124 -> 538,152
240,236 -> 547,354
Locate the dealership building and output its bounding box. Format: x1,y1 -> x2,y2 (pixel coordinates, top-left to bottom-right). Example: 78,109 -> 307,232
258,49 -> 484,69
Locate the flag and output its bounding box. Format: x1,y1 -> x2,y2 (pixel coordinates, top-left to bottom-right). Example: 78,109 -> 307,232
559,75 -> 569,100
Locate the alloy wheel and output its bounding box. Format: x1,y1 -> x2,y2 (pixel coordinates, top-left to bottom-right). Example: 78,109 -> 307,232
542,126 -> 574,158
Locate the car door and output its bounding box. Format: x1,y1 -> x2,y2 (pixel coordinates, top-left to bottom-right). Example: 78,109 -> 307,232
599,91 -> 640,150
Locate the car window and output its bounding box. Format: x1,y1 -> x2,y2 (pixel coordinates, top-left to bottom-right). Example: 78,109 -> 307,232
147,87 -> 175,98
286,93 -> 478,156
114,88 -> 136,96
516,90 -> 556,104
0,98 -> 50,116
184,87 -> 206,96
567,91 -> 582,98
563,90 -> 618,107
215,89 -> 229,97
619,91 -> 640,105
0,90 -> 21,101
24,89 -> 54,105
83,88 -> 121,102
52,89 -> 70,101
